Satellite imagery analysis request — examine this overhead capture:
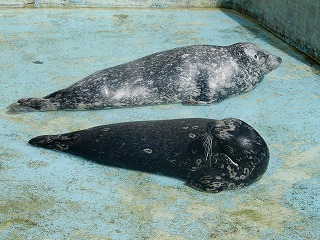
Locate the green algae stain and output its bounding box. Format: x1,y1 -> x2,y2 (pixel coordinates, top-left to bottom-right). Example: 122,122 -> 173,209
27,161 -> 49,169
0,146 -> 21,161
113,14 -> 129,20
0,198 -> 44,236
0,218 -> 37,230
233,209 -> 263,222
112,14 -> 131,26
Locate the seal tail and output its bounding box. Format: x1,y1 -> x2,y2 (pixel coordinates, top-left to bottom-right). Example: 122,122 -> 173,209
28,131 -> 81,151
7,97 -> 60,114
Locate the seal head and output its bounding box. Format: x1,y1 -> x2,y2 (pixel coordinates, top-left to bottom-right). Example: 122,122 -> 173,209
187,118 -> 269,192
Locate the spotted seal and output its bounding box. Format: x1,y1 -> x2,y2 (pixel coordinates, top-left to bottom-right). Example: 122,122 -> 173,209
28,118 -> 269,193
8,43 -> 281,113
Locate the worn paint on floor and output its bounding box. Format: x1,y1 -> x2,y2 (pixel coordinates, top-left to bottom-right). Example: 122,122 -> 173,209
0,8 -> 319,239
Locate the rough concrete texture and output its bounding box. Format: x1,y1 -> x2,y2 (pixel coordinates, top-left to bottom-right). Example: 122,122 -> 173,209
1,8 -> 319,239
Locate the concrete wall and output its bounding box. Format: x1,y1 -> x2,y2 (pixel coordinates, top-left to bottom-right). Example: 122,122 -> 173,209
0,0 -> 221,8
223,0 -> 320,64
0,0 -> 319,64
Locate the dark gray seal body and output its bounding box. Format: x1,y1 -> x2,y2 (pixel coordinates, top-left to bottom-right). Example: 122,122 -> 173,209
29,118 -> 269,193
8,43 -> 281,113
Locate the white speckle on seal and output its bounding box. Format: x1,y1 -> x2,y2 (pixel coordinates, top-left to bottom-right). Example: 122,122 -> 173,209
181,53 -> 190,59
43,136 -> 53,143
103,86 -> 110,96
143,148 -> 153,154
182,126 -> 189,129
244,168 -> 250,175
196,159 -> 202,165
192,126 -> 199,129
75,103 -> 86,110
209,182 -> 222,188
57,144 -> 69,150
189,133 -> 196,138
113,89 -> 127,100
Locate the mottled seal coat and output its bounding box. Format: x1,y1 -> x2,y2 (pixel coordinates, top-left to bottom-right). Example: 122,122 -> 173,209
8,43 -> 281,113
29,118 -> 269,193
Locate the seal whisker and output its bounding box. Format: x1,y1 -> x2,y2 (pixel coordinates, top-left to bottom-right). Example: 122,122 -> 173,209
203,132 -> 213,167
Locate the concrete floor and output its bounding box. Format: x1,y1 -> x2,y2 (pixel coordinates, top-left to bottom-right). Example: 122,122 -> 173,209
0,8 -> 319,240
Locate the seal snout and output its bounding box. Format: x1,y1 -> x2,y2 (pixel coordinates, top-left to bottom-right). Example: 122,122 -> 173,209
277,56 -> 282,63
267,55 -> 282,70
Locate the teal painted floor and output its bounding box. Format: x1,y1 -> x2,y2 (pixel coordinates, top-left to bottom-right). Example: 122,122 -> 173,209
0,8 -> 319,240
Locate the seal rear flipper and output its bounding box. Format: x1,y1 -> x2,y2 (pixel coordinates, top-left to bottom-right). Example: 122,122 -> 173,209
185,153 -> 244,193
7,97 -> 61,113
28,131 -> 81,151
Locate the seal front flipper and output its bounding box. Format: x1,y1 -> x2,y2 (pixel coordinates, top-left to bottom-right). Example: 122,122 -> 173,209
185,153 -> 238,193
185,176 -> 228,193
28,131 -> 81,151
182,100 -> 214,105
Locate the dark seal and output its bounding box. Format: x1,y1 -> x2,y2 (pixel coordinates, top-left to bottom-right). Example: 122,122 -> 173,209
8,43 -> 281,113
28,118 -> 269,193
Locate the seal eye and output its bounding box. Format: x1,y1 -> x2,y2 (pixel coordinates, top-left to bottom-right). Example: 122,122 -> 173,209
254,54 -> 258,59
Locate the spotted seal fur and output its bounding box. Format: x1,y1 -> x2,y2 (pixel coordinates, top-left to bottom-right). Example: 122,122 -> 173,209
8,43 -> 281,113
28,118 -> 269,193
